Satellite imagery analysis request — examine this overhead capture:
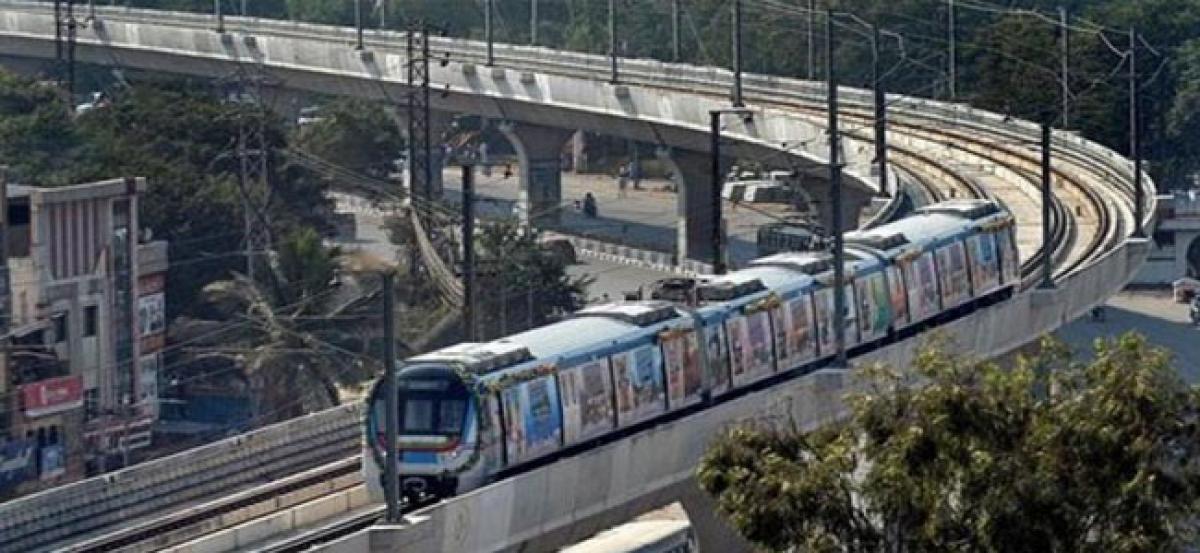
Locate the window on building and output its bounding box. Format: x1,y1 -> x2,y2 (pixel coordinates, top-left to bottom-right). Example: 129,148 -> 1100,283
84,388 -> 99,421
52,313 -> 68,343
1153,231 -> 1175,248
84,306 -> 98,338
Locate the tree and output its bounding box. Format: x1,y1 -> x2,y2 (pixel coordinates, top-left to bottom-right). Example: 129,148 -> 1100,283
180,228 -> 381,421
293,98 -> 404,180
698,333 -> 1200,552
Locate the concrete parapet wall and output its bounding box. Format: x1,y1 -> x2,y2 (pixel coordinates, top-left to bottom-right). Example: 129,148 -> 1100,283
0,403 -> 362,551
542,231 -> 713,277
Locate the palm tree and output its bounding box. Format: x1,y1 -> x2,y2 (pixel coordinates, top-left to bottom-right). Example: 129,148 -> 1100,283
178,228 -> 383,422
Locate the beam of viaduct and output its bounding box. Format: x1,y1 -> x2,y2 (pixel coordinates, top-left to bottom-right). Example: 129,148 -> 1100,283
0,2 -> 876,263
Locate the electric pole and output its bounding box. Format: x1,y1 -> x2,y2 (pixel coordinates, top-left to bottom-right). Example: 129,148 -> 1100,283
1040,124 -> 1055,289
65,0 -> 76,108
485,0 -> 494,66
827,10 -> 846,367
1059,6 -> 1070,128
806,0 -> 815,80
671,0 -> 681,62
530,0 -> 538,45
381,270 -> 400,523
731,0 -> 744,107
948,0 -> 957,100
462,165 -> 476,341
609,0 -> 618,83
872,22 -> 888,198
1129,28 -> 1144,238
355,0 -> 364,50
214,0 -> 223,33
710,111 -> 725,275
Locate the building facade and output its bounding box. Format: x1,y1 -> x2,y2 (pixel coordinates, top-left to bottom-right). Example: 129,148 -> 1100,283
1134,190 -> 1200,285
0,177 -> 167,496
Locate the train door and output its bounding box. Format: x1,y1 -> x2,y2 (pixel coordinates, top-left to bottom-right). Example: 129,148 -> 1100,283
936,240 -> 971,309
886,264 -> 910,331
813,287 -> 835,357
612,344 -> 668,427
777,293 -> 817,371
854,270 -> 892,344
996,226 -> 1020,285
700,318 -> 732,397
968,232 -> 1001,296
661,327 -> 704,410
906,252 -> 941,323
726,307 -> 775,387
558,358 -> 616,447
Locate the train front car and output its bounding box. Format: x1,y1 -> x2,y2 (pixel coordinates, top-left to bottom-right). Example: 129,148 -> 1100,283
364,343 -> 530,503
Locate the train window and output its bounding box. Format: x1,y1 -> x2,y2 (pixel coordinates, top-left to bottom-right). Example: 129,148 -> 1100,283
404,399 -> 435,433
438,400 -> 466,433
501,375 -> 563,464
726,312 -> 773,387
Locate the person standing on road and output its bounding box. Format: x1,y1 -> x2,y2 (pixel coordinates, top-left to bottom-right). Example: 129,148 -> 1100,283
630,159 -> 642,190
617,164 -> 629,198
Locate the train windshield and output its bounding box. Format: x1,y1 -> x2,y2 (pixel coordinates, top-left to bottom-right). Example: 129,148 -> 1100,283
392,372 -> 470,436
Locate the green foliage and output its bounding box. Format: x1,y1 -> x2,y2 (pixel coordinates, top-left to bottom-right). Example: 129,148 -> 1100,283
294,98 -> 404,179
698,333 -> 1200,552
0,73 -> 79,181
185,233 -> 380,421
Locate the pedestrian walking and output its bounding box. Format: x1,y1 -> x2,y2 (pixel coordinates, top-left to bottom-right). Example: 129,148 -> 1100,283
630,159 -> 642,190
617,164 -> 629,198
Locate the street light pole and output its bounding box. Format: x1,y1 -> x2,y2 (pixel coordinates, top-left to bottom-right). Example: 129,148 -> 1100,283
947,0 -> 957,100
1129,28 -> 1144,238
213,0 -> 223,33
710,110 -> 725,275
671,0 -> 681,62
872,22 -> 888,198
609,0 -> 618,83
1040,124 -> 1055,289
731,0 -> 744,106
827,10 -> 846,367
354,0 -> 364,50
530,0 -> 538,45
485,0 -> 494,66
381,271 -> 400,523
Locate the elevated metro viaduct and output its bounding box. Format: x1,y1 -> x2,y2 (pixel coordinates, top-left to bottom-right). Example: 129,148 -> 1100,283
0,2 -> 875,265
0,3 -> 1153,552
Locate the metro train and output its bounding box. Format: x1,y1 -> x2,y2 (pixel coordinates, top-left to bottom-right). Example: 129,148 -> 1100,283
363,199 -> 1020,501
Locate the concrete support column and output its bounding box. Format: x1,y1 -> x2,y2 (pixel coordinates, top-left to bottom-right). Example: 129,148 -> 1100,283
391,109 -> 457,201
498,122 -> 573,228
571,130 -> 588,173
677,477 -> 756,553
658,148 -> 731,264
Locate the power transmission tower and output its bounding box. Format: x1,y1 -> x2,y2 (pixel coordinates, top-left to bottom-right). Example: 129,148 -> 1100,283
219,68 -> 273,283
405,23 -> 433,277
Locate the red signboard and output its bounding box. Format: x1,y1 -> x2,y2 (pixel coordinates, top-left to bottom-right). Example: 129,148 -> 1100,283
21,376 -> 83,418
138,273 -> 165,296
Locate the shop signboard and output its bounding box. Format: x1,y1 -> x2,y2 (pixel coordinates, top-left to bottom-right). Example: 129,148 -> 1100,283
21,375 -> 83,418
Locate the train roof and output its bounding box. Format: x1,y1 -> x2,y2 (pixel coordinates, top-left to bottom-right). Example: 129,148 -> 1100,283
916,199 -> 1004,220
851,212 -> 972,251
497,316 -> 637,360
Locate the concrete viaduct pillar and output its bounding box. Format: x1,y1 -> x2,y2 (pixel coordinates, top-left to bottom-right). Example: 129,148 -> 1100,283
657,148 -> 732,265
391,109 -> 457,201
498,122 -> 574,228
